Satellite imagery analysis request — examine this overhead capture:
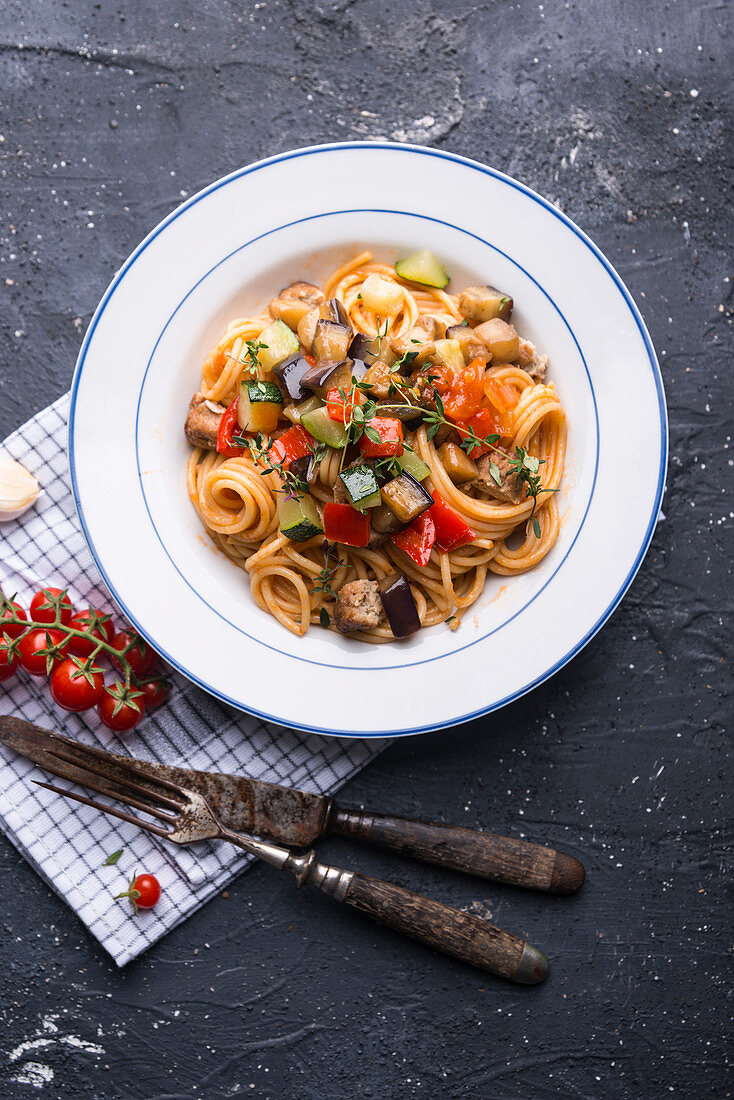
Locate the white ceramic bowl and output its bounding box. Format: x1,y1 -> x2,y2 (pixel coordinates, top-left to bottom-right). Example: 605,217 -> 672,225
69,143 -> 667,737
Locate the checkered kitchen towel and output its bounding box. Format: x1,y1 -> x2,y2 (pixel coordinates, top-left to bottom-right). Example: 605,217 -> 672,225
0,395 -> 386,965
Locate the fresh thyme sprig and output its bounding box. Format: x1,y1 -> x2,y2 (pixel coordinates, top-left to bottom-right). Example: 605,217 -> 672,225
312,542 -> 344,601
241,339 -> 268,377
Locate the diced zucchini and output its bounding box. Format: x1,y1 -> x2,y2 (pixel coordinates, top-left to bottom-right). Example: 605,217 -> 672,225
293,395 -> 322,422
437,442 -> 478,484
278,494 -> 323,542
300,406 -> 349,449
339,464 -> 382,511
238,380 -> 283,433
396,447 -> 431,482
433,339 -> 465,373
395,249 -> 449,289
256,319 -> 300,372
380,471 -> 434,524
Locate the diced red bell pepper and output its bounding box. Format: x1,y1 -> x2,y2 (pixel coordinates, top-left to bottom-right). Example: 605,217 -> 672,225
390,511 -> 436,567
323,502 -> 370,548
326,386 -> 362,423
454,407 -> 498,458
427,494 -> 476,552
267,424 -> 315,468
359,417 -> 404,458
216,398 -> 246,458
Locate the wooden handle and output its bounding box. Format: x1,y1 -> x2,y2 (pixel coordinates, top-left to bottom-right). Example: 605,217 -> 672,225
342,872 -> 548,983
331,809 -> 584,894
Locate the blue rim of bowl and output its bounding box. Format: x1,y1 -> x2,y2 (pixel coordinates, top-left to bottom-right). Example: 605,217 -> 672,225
134,206 -> 599,672
68,141 -> 668,737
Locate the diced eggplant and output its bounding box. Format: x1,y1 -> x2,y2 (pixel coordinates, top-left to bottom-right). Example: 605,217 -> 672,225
446,324 -> 491,363
458,285 -> 513,324
272,354 -> 314,401
379,571 -> 421,638
300,406 -> 349,449
375,400 -> 424,425
269,282 -> 325,330
313,319 -> 352,362
380,470 -> 434,524
360,273 -> 404,315
319,297 -> 350,327
438,442 -> 478,484
390,325 -> 436,366
289,453 -> 318,485
255,320 -> 300,373
338,464 -> 382,511
371,504 -> 405,534
473,318 -> 519,363
238,380 -> 283,433
349,332 -> 383,365
278,493 -> 323,542
395,250 -> 449,290
299,358 -> 348,393
297,307 -> 320,353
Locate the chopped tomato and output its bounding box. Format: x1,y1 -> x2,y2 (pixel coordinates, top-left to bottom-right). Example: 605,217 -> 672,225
427,495 -> 475,552
326,386 -> 361,424
359,417 -> 404,458
323,502 -> 370,547
390,511 -> 436,567
216,398 -> 246,458
484,376 -> 517,439
304,353 -> 316,366
454,407 -> 499,458
268,424 -> 314,468
442,358 -> 486,421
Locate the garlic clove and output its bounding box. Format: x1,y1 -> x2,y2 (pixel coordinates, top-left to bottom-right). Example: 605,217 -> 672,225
0,454 -> 41,522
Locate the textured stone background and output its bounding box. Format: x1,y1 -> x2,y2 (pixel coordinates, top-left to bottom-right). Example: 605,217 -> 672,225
0,2 -> 731,1097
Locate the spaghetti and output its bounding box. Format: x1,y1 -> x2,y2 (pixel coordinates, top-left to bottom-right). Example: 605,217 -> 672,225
186,250 -> 566,641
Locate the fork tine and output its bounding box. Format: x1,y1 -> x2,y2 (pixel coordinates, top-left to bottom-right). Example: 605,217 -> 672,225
46,746 -> 184,812
33,780 -> 171,837
36,755 -> 177,824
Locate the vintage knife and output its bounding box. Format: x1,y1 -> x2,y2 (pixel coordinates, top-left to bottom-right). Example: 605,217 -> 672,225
0,716 -> 584,894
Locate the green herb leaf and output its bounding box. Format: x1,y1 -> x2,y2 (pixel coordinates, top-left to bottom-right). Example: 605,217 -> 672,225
319,608 -> 330,629
532,517 -> 541,538
364,425 -> 382,445
489,461 -> 502,487
104,849 -> 123,866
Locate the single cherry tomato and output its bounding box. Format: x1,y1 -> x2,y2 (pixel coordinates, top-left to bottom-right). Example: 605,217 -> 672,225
66,608 -> 114,658
111,631 -> 157,677
17,628 -> 68,677
50,658 -> 105,712
0,637 -> 19,682
114,871 -> 161,914
30,587 -> 74,626
97,684 -> 146,732
137,677 -> 170,709
0,598 -> 28,639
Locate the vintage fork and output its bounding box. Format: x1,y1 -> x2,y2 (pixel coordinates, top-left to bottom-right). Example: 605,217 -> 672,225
34,744 -> 549,984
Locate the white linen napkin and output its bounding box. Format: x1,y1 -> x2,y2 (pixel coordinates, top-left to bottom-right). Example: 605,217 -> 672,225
0,396 -> 386,966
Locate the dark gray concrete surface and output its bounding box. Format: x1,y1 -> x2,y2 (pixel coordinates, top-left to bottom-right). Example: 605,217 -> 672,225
0,2 -> 731,1097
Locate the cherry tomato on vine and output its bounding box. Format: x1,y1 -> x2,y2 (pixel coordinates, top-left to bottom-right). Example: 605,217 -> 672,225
111,631 -> 157,677
18,629 -> 68,677
137,677 -> 170,710
50,658 -> 105,712
97,684 -> 146,732
30,587 -> 74,626
0,599 -> 27,639
0,638 -> 19,682
66,608 -> 114,658
115,871 -> 161,913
